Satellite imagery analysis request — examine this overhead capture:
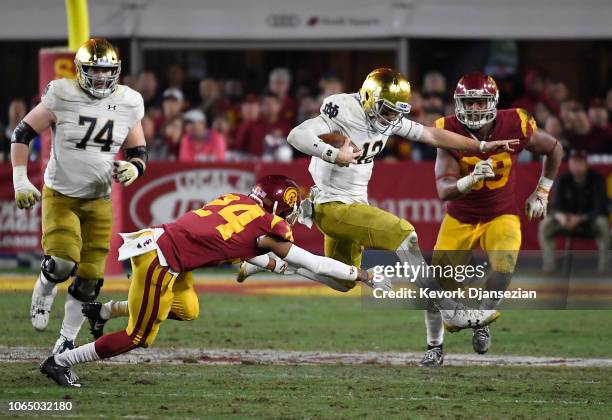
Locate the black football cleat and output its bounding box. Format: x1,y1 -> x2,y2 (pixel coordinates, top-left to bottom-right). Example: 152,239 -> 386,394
40,356 -> 81,387
82,301 -> 107,339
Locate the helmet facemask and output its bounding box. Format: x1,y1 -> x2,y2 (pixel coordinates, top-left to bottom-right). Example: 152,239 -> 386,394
367,99 -> 411,134
76,61 -> 121,99
454,94 -> 498,130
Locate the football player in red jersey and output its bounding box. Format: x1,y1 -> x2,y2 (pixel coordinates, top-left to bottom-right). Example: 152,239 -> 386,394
419,72 -> 563,367
39,175 -> 375,387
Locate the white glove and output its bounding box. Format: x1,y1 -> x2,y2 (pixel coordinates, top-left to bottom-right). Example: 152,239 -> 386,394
456,159 -> 495,193
113,160 -> 139,187
525,177 -> 553,220
13,166 -> 41,210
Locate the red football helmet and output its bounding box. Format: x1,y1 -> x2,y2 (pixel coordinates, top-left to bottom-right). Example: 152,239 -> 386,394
250,174 -> 302,224
454,72 -> 499,130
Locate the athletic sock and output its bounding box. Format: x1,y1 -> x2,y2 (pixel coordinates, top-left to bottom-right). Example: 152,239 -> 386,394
54,342 -> 100,367
100,300 -> 129,320
425,309 -> 444,347
35,273 -> 56,296
59,294 -> 86,341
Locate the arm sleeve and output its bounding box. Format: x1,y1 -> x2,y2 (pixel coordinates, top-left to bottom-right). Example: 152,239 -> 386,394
281,244 -> 358,281
393,118 -> 425,141
286,116 -> 339,163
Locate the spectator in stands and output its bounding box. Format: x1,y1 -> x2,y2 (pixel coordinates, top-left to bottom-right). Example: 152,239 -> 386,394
422,71 -> 447,96
297,95 -> 321,124
587,99 -> 612,154
233,92 -> 291,159
166,64 -> 185,91
560,100 -> 591,152
155,88 -> 184,137
414,92 -> 445,160
544,116 -> 565,142
538,149 -> 610,274
223,79 -> 244,129
137,71 -> 161,109
179,109 -> 226,162
212,114 -> 233,148
198,78 -> 230,126
162,117 -> 184,162
268,68 -> 297,124
512,70 -> 548,115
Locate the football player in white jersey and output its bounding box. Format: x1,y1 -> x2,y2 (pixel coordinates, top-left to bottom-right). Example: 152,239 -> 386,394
238,68 -> 519,330
10,38 -> 147,354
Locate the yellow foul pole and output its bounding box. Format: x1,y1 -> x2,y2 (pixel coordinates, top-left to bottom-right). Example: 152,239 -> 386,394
65,0 -> 90,51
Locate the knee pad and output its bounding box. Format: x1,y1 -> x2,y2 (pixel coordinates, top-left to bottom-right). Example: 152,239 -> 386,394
68,277 -> 104,302
41,255 -> 77,284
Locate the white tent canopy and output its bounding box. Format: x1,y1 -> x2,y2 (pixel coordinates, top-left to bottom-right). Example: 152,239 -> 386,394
1,0 -> 611,40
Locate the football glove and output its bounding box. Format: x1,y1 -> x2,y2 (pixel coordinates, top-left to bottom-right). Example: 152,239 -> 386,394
525,177 -> 553,220
113,160 -> 139,187
456,159 -> 495,193
13,166 -> 41,209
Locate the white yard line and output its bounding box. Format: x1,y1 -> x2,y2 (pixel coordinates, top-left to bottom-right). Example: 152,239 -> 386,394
2,346 -> 612,367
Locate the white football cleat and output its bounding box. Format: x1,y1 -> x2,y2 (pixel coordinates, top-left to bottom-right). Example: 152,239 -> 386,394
31,279 -> 58,331
441,305 -> 501,333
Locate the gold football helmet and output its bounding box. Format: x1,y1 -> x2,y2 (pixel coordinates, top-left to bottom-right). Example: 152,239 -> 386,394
359,68 -> 412,134
74,38 -> 121,99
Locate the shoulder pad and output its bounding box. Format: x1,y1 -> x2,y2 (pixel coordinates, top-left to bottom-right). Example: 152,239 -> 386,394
319,93 -> 360,124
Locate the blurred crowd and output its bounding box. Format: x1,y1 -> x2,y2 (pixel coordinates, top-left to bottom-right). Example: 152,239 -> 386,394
1,66 -> 611,163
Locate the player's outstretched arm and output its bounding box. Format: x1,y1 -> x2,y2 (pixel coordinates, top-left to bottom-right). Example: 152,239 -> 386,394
420,126 -> 519,154
113,121 -> 148,187
257,235 -> 369,283
287,117 -> 360,166
523,128 -> 563,220
10,102 -> 55,209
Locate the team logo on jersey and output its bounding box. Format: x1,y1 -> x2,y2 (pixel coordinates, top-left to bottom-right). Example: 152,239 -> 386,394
322,102 -> 339,119
283,187 -> 299,207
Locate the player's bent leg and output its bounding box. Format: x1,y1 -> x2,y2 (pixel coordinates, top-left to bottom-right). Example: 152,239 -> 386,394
125,252 -> 176,348
168,272 -> 200,321
31,255 -> 77,331
53,276 -> 104,354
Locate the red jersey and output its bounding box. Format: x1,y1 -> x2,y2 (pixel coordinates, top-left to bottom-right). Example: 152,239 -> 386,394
157,193 -> 294,272
435,108 -> 536,224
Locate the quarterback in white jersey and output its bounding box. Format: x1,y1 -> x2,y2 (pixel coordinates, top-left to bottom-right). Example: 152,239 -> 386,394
10,38 -> 147,355
239,69 -> 515,333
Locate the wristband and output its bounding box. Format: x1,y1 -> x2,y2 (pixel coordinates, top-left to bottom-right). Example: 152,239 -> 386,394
320,143 -> 339,163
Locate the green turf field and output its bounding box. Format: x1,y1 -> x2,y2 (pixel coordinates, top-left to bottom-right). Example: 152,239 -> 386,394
3,363 -> 612,419
2,292 -> 611,357
1,291 -> 611,419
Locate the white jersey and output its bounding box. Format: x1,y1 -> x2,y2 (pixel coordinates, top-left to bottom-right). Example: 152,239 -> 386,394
42,79 -> 144,198
309,93 -> 424,204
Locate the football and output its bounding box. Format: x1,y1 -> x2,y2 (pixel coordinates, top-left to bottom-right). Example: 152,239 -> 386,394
319,133 -> 361,153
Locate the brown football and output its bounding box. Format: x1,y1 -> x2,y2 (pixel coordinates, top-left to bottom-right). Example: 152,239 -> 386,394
318,133 -> 360,153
